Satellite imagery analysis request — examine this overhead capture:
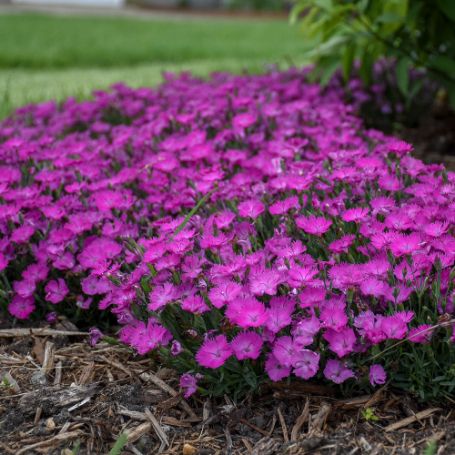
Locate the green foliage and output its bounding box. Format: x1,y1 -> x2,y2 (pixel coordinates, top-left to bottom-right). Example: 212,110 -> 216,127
291,0 -> 455,108
229,0 -> 286,10
109,433 -> 128,455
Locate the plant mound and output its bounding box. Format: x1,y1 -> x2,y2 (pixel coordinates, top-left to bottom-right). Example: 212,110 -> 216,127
0,69 -> 454,400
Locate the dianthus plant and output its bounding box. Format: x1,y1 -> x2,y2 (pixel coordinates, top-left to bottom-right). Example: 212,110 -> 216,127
1,68 -> 454,401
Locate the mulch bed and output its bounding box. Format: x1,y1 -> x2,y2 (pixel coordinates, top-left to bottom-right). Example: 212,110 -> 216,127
1,320 -> 454,454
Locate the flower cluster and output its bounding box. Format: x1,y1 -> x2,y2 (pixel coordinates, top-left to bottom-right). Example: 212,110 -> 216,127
1,68 -> 454,399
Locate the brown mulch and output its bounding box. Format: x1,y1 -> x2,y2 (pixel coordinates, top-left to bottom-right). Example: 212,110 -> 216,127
1,321 -> 454,455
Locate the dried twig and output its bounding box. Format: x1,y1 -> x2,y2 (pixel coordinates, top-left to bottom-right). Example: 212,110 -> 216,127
384,408 -> 441,432
139,371 -> 199,420
15,430 -> 82,455
277,406 -> 289,443
291,398 -> 310,441
145,407 -> 169,451
0,328 -> 87,338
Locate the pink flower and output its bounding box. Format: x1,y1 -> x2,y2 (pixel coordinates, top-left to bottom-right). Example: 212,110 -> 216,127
45,279 -> 69,304
324,327 -> 356,357
0,252 -> 9,272
272,336 -> 295,368
341,207 -> 369,223
226,297 -> 268,328
249,266 -> 282,296
287,265 -> 319,288
389,233 -> 424,257
148,283 -> 177,311
320,303 -> 348,332
269,196 -> 299,215
196,335 -> 232,369
233,112 -> 256,130
360,278 -> 386,297
296,215 -> 332,236
323,359 -> 355,384
292,316 -> 320,347
329,235 -> 355,254
13,279 -> 36,298
208,280 -> 242,309
231,332 -> 263,360
89,327 -> 103,346
369,364 -> 387,386
408,324 -> 433,344
181,295 -> 209,314
381,315 -> 408,340
128,320 -> 172,355
180,373 -> 200,398
8,295 -> 35,319
293,349 -> 320,379
265,296 -> 295,333
238,200 -> 265,219
265,354 -> 291,381
422,221 -> 449,238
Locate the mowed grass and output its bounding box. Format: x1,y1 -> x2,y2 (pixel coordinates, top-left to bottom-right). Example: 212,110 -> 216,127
0,13 -> 306,118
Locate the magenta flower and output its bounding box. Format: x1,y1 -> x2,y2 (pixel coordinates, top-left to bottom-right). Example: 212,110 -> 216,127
195,335 -> 232,369
45,278 -> 69,304
292,316 -> 320,347
148,283 -> 177,311
287,265 -> 319,288
408,324 -> 433,344
323,359 -> 355,384
231,331 -> 263,360
369,364 -> 387,386
265,296 -> 295,333
249,267 -> 282,296
389,233 -> 424,257
180,373 -> 200,399
89,327 -> 103,347
226,297 -> 268,328
181,295 -> 209,314
323,327 -> 356,357
381,315 -> 408,340
8,295 -> 35,319
0,253 -> 8,272
129,320 -> 172,355
238,199 -> 265,219
171,340 -> 183,356
296,215 -> 332,236
272,336 -> 296,368
341,207 -> 369,223
293,349 -> 320,379
208,280 -> 242,309
265,354 -> 291,382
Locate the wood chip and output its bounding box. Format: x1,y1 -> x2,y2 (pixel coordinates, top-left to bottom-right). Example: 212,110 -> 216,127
291,398 -> 310,441
384,408 -> 441,432
145,408 -> 169,452
41,341 -> 55,376
139,371 -> 199,421
309,402 -> 331,434
277,406 -> 289,443
53,361 -> 63,386
0,328 -> 87,338
15,430 -> 82,455
239,418 -> 269,437
126,422 -> 152,444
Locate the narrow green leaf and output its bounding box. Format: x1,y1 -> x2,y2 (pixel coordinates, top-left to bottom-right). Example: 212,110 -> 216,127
109,433 -> 128,455
436,0 -> 455,21
396,57 -> 410,96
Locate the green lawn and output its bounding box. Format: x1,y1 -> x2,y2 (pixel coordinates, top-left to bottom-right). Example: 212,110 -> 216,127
0,13 -> 305,118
